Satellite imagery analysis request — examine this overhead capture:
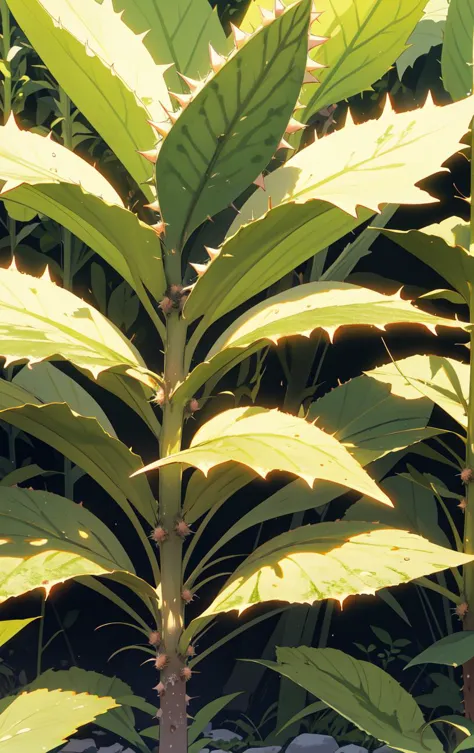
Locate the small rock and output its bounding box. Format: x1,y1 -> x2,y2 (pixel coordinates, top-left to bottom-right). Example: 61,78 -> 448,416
337,746 -> 368,753
373,748 -> 396,753
246,747 -> 282,753
203,723 -> 213,735
61,741 -> 97,753
97,745 -> 123,753
286,734 -> 338,753
209,728 -> 243,742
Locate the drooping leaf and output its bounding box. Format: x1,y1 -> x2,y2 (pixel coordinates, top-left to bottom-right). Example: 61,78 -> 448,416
0,618 -> 38,649
185,95 -> 473,328
0,688 -> 117,753
198,522 -> 473,619
0,485 -> 134,574
256,646 -> 443,753
230,95 -> 473,232
441,0 -> 474,101
96,371 -> 161,439
242,0 -> 429,126
156,0 -> 311,252
179,282 -> 464,404
27,667 -> 150,753
406,632 -> 474,670
344,474 -> 449,548
397,0 -> 449,79
187,693 -> 243,745
0,379 -> 157,524
0,264 -> 156,384
0,117 -> 165,307
136,405 -> 396,507
112,0 -> 228,91
380,218 -> 472,303
14,362 -> 116,436
5,0 -> 170,192
367,354 -> 469,429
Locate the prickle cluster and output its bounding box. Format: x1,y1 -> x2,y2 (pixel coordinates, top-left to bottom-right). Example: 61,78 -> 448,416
181,588 -> 195,604
149,630 -> 161,647
152,386 -> 166,406
174,518 -> 192,538
151,525 -> 168,544
461,468 -> 473,485
456,601 -> 469,620
181,666 -> 192,682
187,398 -> 200,414
154,653 -> 169,671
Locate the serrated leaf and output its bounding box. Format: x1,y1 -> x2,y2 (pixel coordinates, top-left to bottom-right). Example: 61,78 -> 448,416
184,462 -> 256,525
113,0 -> 228,91
406,632 -> 474,670
397,0 -> 449,79
0,264 -> 155,383
367,354 -> 469,429
136,406 -> 394,507
199,522 -> 473,618
27,668 -> 150,753
186,96 -> 472,328
0,688 -> 117,753
0,485 -> 134,574
257,646 -> 443,753
178,282 -> 464,404
441,0 -> 474,101
0,379 -> 157,524
0,618 -> 38,649
5,0 -> 170,193
13,362 -> 116,436
230,95 -> 473,232
242,0 -> 427,124
156,0 -> 311,252
380,218 -> 472,303
0,117 -> 165,307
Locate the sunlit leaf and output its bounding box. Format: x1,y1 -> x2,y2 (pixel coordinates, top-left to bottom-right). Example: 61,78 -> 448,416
406,632 -> 474,670
397,0 -> 449,79
441,0 -> 474,101
0,688 -> 117,753
0,618 -> 38,649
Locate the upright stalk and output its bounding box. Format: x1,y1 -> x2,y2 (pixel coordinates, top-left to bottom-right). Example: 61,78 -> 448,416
158,312 -> 188,753
462,117 -> 474,719
0,0 -> 12,124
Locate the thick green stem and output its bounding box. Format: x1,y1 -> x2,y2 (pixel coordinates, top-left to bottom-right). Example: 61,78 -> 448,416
462,118 -> 474,719
157,313 -> 188,753
1,0 -> 12,124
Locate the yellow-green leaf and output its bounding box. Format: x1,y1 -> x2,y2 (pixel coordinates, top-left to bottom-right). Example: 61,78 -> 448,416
0,485 -> 134,574
0,379 -> 157,524
242,0 -> 428,124
367,354 -> 469,429
0,264 -> 155,383
230,95 -> 474,232
0,618 -> 38,649
199,522 -> 474,618
397,0 -> 449,79
179,282 -> 464,404
441,0 -> 474,101
0,688 -> 117,753
258,647 -> 443,753
135,406 -> 393,507
0,117 -> 165,307
5,0 -> 169,192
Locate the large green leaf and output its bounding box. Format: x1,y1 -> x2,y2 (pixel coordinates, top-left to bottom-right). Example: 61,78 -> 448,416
14,362 -> 116,436
257,647 -> 443,753
185,95 -> 473,328
0,485 -> 134,573
380,218 -> 472,303
137,405 -> 396,507
344,474 -> 449,548
0,379 -> 157,524
0,688 -> 117,753
397,0 -> 449,79
198,522 -> 473,619
0,264 -> 156,384
96,370 -> 161,439
0,618 -> 38,649
156,0 -> 311,252
179,282 -> 463,404
113,0 -> 228,92
184,462 -> 256,525
0,117 -> 165,307
441,0 -> 474,101
406,632 -> 474,670
367,354 -> 469,429
28,667 -> 152,753
242,0 -> 428,126
5,0 -> 170,192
